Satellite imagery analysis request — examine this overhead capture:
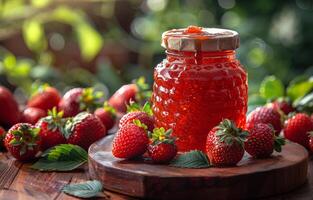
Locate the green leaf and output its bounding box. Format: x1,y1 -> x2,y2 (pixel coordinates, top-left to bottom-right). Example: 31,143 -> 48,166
22,19 -> 47,52
75,23 -> 103,61
259,76 -> 284,100
287,78 -> 313,102
62,180 -> 103,198
170,150 -> 210,168
31,144 -> 87,171
294,92 -> 313,114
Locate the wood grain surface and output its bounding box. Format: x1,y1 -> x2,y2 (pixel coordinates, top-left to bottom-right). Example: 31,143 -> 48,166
0,139 -> 312,200
89,135 -> 309,200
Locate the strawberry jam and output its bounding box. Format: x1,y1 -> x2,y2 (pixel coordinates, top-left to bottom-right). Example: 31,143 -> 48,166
152,26 -> 248,152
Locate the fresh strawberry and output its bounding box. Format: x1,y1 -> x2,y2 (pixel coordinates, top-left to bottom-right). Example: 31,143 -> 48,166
27,84 -> 61,113
64,112 -> 106,150
246,106 -> 282,135
119,102 -> 154,132
206,119 -> 248,167
268,99 -> 294,115
36,108 -> 67,150
148,128 -> 177,164
309,133 -> 313,153
109,77 -> 151,113
4,123 -> 41,161
283,113 -> 313,149
58,87 -> 103,117
112,119 -> 149,159
0,86 -> 20,127
245,123 -> 285,158
0,126 -> 6,151
21,107 -> 46,125
94,101 -> 116,130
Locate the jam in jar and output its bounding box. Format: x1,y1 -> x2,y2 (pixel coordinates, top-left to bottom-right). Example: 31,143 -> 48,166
152,26 -> 248,152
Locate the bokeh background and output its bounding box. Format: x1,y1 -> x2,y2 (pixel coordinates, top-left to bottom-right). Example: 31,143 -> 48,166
0,0 -> 313,98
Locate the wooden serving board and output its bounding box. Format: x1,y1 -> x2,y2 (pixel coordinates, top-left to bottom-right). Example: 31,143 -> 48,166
88,135 -> 309,200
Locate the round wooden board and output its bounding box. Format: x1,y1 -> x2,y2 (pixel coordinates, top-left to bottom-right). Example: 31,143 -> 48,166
88,135 -> 309,200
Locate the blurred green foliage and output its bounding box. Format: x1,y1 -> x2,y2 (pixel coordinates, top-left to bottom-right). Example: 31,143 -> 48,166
0,0 -> 312,98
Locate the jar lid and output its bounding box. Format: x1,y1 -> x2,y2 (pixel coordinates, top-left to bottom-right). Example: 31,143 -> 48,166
161,26 -> 240,52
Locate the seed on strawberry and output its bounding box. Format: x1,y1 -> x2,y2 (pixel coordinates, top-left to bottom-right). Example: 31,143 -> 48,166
4,123 -> 41,162
148,128 -> 177,164
283,113 -> 313,149
64,112 -> 106,150
28,84 -> 61,113
36,108 -> 67,151
246,106 -> 282,135
109,77 -> 151,113
58,87 -> 104,117
245,123 -> 285,158
94,101 -> 116,130
206,119 -> 248,167
309,133 -> 313,153
268,99 -> 294,115
0,126 -> 6,151
21,107 -> 46,125
112,119 -> 149,159
0,86 -> 20,127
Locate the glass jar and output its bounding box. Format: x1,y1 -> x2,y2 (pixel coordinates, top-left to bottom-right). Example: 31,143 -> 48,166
152,26 -> 248,152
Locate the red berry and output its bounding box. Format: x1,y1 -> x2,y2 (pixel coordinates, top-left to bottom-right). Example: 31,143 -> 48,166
184,25 -> 203,34
21,107 -> 46,125
206,119 -> 248,167
119,111 -> 154,132
0,126 -> 6,151
58,88 -> 103,117
148,143 -> 177,164
283,113 -> 313,149
94,102 -> 116,130
0,86 -> 20,127
64,112 -> 106,150
4,123 -> 41,162
245,123 -> 285,158
268,100 -> 294,115
112,120 -> 149,159
109,84 -> 138,113
246,106 -> 282,135
36,108 -> 67,150
309,134 -> 313,153
28,86 -> 61,113
147,127 -> 177,163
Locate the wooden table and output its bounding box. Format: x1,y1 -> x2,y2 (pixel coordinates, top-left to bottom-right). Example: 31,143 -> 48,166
0,152 -> 312,200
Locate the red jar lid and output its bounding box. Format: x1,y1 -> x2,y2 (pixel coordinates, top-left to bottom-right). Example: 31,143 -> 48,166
161,26 -> 239,52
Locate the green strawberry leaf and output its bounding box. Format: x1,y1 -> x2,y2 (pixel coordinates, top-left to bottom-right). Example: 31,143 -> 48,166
31,144 -> 87,171
287,77 -> 313,102
62,180 -> 103,198
293,92 -> 313,114
259,76 -> 284,100
170,150 -> 211,168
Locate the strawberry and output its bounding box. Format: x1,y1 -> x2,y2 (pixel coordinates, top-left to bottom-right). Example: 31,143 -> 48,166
58,87 -> 103,117
119,102 -> 154,132
283,113 -> 313,149
21,107 -> 46,125
64,112 -> 106,150
4,123 -> 41,162
206,119 -> 248,167
246,106 -> 282,135
268,98 -> 294,115
36,108 -> 67,150
0,86 -> 20,127
148,128 -> 177,164
0,126 -> 6,151
27,84 -> 61,113
112,119 -> 149,159
94,101 -> 116,130
109,77 -> 151,113
245,123 -> 285,158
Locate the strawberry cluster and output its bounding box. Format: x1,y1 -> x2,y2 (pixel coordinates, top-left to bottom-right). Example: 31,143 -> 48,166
112,102 -> 177,164
0,77 -> 151,162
